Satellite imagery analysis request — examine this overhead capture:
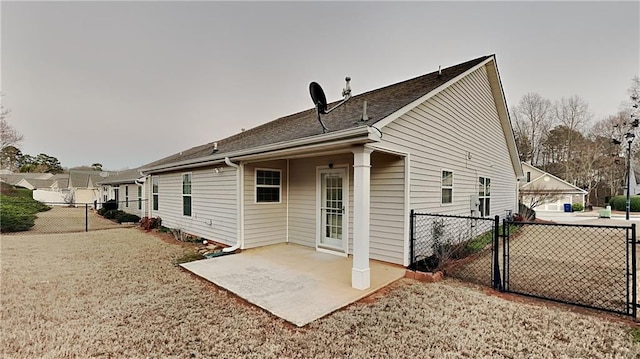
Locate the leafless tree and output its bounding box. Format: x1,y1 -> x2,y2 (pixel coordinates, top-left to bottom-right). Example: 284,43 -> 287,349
512,93 -> 553,165
553,95 -> 592,180
519,186 -> 565,211
0,96 -> 23,152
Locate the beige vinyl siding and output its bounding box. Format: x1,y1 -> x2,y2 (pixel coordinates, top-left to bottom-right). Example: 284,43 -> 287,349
151,166 -> 237,246
119,183 -> 143,217
380,65 -> 517,217
243,160 -> 288,249
288,154 -> 354,249
369,152 -> 405,265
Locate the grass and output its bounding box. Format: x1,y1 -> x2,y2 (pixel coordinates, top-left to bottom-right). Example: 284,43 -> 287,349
0,184 -> 51,232
632,328 -> 640,343
174,250 -> 205,264
2,227 -> 639,358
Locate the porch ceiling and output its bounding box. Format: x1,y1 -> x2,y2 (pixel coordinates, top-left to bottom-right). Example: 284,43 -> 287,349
180,243 -> 405,327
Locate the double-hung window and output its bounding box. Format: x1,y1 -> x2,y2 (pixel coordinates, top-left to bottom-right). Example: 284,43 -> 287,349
441,170 -> 453,204
256,169 -> 281,203
479,177 -> 491,216
183,173 -> 192,216
125,186 -> 129,207
152,176 -> 159,211
137,186 -> 142,210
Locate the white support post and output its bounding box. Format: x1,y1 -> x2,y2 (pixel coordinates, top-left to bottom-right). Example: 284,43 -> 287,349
351,147 -> 373,290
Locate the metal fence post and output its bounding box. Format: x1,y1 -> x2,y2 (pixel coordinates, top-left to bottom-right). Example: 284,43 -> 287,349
633,223 -> 637,319
492,215 -> 501,290
85,203 -> 89,232
409,209 -> 415,270
502,218 -> 508,292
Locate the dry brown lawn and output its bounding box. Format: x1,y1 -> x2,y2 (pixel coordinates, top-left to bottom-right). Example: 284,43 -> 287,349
2,228 -> 640,358
447,222 -> 634,314
3,206 -> 129,235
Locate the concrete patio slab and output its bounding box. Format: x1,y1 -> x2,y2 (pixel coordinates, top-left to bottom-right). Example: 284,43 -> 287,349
180,243 -> 405,327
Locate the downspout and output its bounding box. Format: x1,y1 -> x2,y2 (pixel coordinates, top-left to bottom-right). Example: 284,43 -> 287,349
134,175 -> 147,217
223,157 -> 242,253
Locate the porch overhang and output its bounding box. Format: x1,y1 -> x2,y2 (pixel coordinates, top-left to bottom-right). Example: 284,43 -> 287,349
141,126 -> 380,174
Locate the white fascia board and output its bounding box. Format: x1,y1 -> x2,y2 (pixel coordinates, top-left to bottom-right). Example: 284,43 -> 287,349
486,58 -> 524,179
142,126 -> 372,174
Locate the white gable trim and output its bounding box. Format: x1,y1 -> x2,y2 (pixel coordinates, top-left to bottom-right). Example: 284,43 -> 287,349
374,57 -> 494,130
374,56 -> 523,179
520,163 -> 588,194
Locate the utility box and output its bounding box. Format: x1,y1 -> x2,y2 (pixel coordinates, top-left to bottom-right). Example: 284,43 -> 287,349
599,208 -> 611,218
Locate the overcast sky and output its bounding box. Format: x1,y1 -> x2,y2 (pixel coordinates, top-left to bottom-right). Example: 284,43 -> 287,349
2,1 -> 639,170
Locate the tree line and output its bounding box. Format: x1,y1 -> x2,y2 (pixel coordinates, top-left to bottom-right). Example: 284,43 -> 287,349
513,77 -> 640,206
0,96 -> 102,174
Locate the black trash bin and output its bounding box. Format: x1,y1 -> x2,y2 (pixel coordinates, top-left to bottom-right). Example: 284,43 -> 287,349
563,203 -> 572,212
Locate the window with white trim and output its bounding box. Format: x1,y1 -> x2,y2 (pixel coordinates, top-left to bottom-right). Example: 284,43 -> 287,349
255,169 -> 281,203
479,177 -> 491,216
152,176 -> 159,211
137,186 -> 142,210
441,170 -> 453,204
182,173 -> 192,216
125,186 -> 129,207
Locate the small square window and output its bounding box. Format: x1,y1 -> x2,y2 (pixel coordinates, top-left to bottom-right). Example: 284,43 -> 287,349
256,169 -> 281,203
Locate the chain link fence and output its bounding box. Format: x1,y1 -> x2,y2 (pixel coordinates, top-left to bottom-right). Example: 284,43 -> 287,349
503,221 -> 636,316
2,200 -> 148,234
409,211 -> 500,288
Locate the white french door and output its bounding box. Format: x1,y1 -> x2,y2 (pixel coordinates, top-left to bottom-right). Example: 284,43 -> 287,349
317,168 -> 348,254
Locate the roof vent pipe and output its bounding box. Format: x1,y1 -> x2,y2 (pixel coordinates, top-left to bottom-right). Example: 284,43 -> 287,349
213,142 -> 218,153
438,66 -> 442,77
361,101 -> 369,121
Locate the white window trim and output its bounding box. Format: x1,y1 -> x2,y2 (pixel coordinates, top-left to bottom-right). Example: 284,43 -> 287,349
254,168 -> 282,204
152,176 -> 159,211
182,172 -> 192,217
479,176 -> 491,217
441,169 -> 454,205
125,185 -> 129,207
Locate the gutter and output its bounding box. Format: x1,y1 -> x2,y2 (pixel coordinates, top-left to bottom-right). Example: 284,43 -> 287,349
141,126 -> 373,174
222,157 -> 243,253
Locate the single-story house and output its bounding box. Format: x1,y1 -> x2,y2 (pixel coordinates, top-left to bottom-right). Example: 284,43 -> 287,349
141,55 -> 523,290
96,168 -> 146,217
519,162 -> 587,211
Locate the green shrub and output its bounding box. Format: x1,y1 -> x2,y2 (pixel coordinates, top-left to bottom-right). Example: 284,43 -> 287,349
0,204 -> 36,232
609,195 -> 640,212
115,212 -> 140,224
572,203 -> 584,212
103,209 -> 119,219
0,188 -> 50,232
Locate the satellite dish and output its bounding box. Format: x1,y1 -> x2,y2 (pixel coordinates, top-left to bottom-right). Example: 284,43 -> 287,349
308,77 -> 352,133
309,82 -> 328,114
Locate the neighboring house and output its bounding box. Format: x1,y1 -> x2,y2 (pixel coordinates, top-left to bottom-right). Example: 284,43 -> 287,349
96,168 -> 146,217
519,162 -> 587,211
0,172 -> 54,186
66,170 -> 105,205
141,55 -> 523,290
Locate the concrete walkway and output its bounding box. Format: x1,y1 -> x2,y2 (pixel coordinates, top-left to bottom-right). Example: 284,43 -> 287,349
537,210 -> 640,225
180,243 -> 406,327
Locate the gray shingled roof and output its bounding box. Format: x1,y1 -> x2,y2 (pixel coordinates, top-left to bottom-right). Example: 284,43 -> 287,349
144,55 -> 491,170
22,178 -> 55,189
96,168 -> 143,185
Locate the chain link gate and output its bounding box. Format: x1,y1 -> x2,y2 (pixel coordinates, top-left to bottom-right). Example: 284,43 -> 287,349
409,211 -> 638,318
500,220 -> 637,318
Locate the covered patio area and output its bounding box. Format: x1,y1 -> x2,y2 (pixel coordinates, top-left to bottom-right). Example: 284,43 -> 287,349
180,243 -> 406,327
